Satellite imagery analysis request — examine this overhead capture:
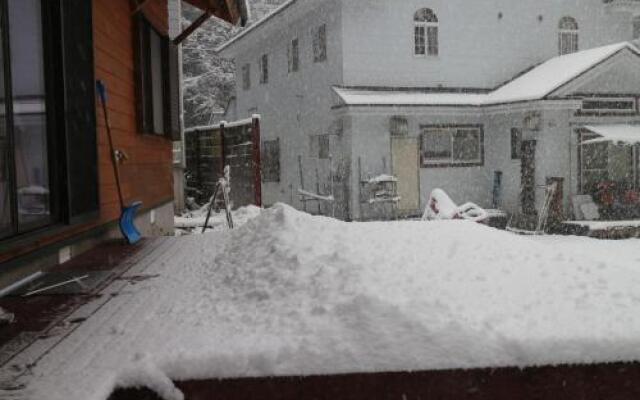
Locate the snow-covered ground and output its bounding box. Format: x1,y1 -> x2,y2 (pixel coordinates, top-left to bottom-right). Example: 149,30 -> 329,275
3,204 -> 640,400
174,205 -> 262,234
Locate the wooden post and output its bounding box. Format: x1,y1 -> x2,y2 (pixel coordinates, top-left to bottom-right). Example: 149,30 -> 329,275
219,122 -> 226,180
173,11 -> 212,45
252,116 -> 262,207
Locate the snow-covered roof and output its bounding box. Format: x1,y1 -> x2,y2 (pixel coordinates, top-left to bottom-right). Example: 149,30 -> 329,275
488,42 -> 638,103
217,0 -> 316,54
332,89 -> 488,107
334,42 -> 640,108
582,124 -> 640,145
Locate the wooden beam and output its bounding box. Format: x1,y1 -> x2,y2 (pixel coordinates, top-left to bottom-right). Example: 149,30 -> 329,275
173,11 -> 212,45
223,0 -> 241,24
131,0 -> 154,15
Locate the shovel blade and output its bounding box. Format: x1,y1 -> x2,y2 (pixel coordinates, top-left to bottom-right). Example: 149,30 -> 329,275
119,201 -> 142,244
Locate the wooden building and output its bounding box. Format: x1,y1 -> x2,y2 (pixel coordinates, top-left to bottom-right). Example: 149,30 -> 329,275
0,0 -> 247,284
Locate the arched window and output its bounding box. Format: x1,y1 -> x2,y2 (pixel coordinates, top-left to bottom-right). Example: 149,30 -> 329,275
558,16 -> 578,55
414,8 -> 438,56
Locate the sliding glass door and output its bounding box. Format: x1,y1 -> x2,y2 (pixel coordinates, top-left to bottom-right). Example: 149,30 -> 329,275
0,0 -> 55,239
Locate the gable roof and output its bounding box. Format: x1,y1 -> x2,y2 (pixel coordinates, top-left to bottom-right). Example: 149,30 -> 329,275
487,42 -> 639,103
217,0 -> 330,55
334,42 -> 640,108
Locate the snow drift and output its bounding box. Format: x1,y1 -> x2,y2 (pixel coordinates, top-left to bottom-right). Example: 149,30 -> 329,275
7,204 -> 640,400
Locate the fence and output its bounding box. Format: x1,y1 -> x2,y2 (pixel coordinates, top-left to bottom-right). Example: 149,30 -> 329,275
184,116 -> 261,209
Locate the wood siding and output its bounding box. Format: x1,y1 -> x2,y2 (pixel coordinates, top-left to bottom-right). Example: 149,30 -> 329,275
0,0 -> 173,265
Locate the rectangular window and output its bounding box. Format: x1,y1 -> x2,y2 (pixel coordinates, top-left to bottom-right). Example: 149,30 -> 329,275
559,32 -> 578,55
135,15 -> 171,136
288,38 -> 299,73
262,139 -> 280,182
579,131 -> 639,196
581,98 -> 636,114
259,54 -> 268,84
511,128 -> 522,159
242,63 -> 251,90
634,17 -> 640,40
420,126 -> 483,167
313,24 -> 327,63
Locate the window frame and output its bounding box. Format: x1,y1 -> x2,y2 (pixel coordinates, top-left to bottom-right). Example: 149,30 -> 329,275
579,97 -> 638,116
261,138 -> 281,183
259,53 -> 268,84
634,15 -> 640,40
241,63 -> 251,90
578,130 -> 640,195
0,0 -> 66,239
558,16 -> 579,55
414,8 -> 439,57
420,124 -> 484,168
134,14 -> 172,137
288,38 -> 299,73
313,24 -> 327,63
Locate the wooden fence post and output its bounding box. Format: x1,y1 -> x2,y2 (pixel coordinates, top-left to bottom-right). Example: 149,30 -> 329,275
219,121 -> 226,179
252,115 -> 262,207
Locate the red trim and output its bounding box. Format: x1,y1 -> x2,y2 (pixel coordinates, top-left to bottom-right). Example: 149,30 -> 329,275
252,117 -> 262,207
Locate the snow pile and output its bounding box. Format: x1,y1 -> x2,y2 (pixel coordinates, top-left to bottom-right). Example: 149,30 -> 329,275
6,204 -> 640,400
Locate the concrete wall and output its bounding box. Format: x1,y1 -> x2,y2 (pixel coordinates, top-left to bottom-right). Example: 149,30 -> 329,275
232,0 -> 349,216
341,0 -> 634,88
345,105 -> 590,220
347,108 -> 495,220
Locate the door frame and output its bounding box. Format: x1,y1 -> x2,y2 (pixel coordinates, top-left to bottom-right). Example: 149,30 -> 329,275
391,136 -> 421,216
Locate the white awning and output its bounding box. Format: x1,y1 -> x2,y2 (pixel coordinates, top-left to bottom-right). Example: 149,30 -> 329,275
581,125 -> 640,145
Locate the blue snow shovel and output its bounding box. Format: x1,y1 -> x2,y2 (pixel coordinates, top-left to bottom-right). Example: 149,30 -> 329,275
96,80 -> 142,244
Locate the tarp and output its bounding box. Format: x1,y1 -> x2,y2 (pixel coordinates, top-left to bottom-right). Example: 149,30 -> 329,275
581,125 -> 640,145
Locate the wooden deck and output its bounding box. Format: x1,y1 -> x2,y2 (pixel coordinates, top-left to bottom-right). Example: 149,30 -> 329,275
0,238 -> 168,371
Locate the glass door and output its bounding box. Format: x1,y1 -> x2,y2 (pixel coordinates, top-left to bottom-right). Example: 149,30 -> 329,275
0,0 -> 55,239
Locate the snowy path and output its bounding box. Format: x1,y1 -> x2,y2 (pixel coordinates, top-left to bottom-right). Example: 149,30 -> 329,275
2,205 -> 640,400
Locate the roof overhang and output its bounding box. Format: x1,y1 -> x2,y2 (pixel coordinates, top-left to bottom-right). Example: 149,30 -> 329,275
174,0 -> 250,44
582,125 -> 640,145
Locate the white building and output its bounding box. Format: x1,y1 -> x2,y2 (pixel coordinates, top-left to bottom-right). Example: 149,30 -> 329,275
218,0 -> 640,223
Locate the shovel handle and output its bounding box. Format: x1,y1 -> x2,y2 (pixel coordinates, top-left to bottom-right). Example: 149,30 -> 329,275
96,80 -> 107,104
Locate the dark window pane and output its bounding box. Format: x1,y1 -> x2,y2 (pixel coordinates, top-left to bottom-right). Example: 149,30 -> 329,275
511,128 -> 522,159
423,130 -> 451,161
453,129 -> 480,162
149,28 -> 165,134
427,26 -> 438,56
414,26 -> 425,55
262,139 -> 280,182
0,5 -> 11,236
9,0 -> 51,229
583,143 -> 608,170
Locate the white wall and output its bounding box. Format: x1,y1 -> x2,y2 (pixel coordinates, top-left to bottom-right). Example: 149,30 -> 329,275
232,0 -> 347,215
341,0 -> 634,88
